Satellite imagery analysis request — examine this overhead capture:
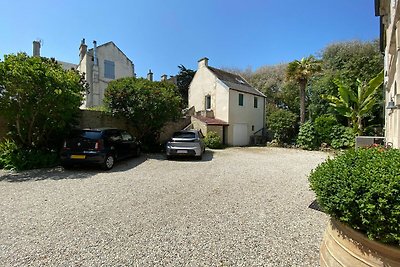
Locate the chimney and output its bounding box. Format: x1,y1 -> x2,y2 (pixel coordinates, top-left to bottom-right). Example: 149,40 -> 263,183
161,74 -> 167,81
93,40 -> 98,65
79,38 -> 87,61
33,40 -> 41,57
147,69 -> 153,81
198,57 -> 209,69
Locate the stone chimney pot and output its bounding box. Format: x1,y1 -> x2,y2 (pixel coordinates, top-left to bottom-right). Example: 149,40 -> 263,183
198,57 -> 209,69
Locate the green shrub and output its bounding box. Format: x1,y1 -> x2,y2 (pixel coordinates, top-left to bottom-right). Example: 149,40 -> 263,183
267,109 -> 297,143
330,126 -> 355,149
297,121 -> 318,150
0,140 -> 59,171
204,131 -> 223,149
309,148 -> 400,245
314,115 -> 339,144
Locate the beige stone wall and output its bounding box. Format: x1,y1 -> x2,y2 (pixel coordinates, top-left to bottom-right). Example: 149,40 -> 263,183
0,111 -> 190,144
207,125 -> 223,139
159,116 -> 192,143
381,1 -> 400,147
188,67 -> 229,121
79,110 -> 190,143
78,43 -> 134,108
191,117 -> 208,136
190,117 -> 223,141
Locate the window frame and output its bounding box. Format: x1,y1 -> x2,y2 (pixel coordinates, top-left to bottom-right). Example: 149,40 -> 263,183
205,95 -> 211,110
238,93 -> 244,106
254,96 -> 258,108
104,60 -> 115,79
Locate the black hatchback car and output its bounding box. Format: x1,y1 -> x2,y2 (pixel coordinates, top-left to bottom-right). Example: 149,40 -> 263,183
60,128 -> 141,170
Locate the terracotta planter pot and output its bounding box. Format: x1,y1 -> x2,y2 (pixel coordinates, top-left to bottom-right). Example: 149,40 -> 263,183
320,218 -> 400,267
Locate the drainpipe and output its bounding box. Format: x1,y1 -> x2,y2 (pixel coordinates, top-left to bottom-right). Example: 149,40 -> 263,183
93,40 -> 98,66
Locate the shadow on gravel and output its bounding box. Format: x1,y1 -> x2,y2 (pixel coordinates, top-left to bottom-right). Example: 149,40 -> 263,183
0,155 -> 147,182
147,150 -> 214,162
309,199 -> 324,213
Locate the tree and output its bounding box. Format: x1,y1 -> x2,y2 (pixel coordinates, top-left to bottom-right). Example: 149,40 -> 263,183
0,53 -> 86,149
308,40 -> 383,122
104,77 -> 182,142
286,56 -> 321,124
176,65 -> 195,106
322,70 -> 384,135
267,109 -> 298,143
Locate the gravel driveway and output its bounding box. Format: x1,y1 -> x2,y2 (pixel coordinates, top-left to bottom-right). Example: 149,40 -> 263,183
0,147 -> 328,267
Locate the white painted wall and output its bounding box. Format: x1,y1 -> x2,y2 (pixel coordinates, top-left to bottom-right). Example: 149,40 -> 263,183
227,90 -> 265,145
188,67 -> 229,122
383,0 -> 400,147
188,60 -> 265,146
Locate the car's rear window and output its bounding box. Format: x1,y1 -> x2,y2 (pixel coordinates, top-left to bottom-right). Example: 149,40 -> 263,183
69,130 -> 102,140
173,132 -> 195,138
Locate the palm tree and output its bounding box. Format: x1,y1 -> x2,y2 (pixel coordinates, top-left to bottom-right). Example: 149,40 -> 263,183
286,56 -> 321,124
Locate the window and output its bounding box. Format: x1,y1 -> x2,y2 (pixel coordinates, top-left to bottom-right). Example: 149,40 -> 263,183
205,95 -> 211,110
254,96 -> 258,108
121,131 -> 133,141
104,60 -> 115,79
107,130 -> 122,142
239,93 -> 244,106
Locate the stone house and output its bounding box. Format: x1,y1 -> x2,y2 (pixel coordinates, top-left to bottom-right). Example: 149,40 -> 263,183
33,39 -> 135,108
375,0 -> 400,147
188,57 -> 266,146
77,39 -> 135,108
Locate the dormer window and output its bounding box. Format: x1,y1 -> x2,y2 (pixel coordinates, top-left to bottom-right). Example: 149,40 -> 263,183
205,95 -> 211,110
235,77 -> 245,84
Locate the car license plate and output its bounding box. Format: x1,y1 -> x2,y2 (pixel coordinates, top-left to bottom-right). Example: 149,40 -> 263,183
71,155 -> 85,159
177,150 -> 187,154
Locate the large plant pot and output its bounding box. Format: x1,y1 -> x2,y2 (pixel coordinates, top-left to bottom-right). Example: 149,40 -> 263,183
320,218 -> 400,267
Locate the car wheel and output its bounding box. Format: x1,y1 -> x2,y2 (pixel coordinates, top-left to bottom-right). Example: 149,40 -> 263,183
103,154 -> 115,170
62,163 -> 73,170
195,154 -> 203,160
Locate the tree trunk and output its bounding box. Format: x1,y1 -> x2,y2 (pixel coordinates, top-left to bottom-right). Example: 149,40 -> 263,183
357,116 -> 363,136
299,81 -> 306,124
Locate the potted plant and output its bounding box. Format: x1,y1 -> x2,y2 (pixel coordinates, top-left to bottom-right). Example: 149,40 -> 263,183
309,147 -> 400,266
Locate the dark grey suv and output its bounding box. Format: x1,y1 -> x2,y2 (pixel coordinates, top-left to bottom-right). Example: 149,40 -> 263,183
60,128 -> 141,170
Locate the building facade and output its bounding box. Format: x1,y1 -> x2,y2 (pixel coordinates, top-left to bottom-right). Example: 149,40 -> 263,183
77,39 -> 135,108
376,0 -> 400,147
189,58 -> 266,146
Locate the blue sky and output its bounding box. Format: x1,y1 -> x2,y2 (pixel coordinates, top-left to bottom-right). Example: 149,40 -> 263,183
0,0 -> 378,79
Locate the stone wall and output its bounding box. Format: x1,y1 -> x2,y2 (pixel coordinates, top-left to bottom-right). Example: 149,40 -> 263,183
0,110 -> 191,144
79,110 -> 191,143
78,110 -> 138,136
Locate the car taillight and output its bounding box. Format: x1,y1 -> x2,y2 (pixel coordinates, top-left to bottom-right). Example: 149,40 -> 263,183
95,140 -> 104,150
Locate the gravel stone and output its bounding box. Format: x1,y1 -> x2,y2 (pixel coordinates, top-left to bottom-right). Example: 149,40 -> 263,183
0,147 -> 328,266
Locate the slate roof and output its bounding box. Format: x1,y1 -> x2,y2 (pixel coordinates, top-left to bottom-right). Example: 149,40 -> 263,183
207,66 -> 266,97
194,115 -> 229,126
58,61 -> 78,71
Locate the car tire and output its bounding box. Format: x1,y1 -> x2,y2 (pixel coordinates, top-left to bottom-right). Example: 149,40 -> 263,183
103,154 -> 115,170
61,163 -> 73,170
195,154 -> 203,160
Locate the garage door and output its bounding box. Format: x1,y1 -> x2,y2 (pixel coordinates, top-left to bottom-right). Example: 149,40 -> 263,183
232,123 -> 248,146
